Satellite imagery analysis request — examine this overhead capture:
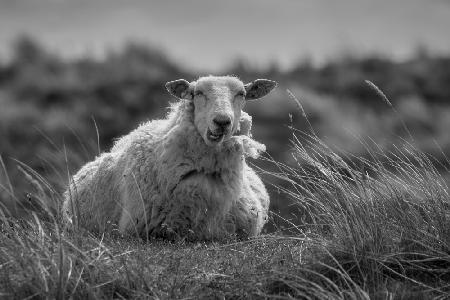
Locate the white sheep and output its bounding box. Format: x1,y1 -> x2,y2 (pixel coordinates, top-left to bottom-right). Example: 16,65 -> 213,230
63,75 -> 277,240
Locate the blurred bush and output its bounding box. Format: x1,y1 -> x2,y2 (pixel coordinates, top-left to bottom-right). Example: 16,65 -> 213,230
1,36 -> 450,219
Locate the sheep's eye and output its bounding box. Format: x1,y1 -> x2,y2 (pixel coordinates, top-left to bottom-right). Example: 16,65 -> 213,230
194,90 -> 204,97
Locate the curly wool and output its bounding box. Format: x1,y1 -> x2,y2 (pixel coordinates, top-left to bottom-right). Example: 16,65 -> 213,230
63,100 -> 269,240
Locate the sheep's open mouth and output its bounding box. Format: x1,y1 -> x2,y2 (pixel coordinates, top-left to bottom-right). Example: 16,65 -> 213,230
207,129 -> 224,143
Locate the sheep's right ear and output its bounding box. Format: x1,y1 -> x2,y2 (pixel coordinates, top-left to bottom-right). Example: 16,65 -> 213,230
165,79 -> 193,100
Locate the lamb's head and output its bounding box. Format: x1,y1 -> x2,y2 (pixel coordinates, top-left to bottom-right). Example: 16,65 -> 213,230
165,75 -> 277,146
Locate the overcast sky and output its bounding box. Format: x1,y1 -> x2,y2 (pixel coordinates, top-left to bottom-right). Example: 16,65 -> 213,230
0,0 -> 449,71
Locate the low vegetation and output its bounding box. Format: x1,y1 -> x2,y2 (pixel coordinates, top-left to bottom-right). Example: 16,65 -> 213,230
2,119 -> 450,298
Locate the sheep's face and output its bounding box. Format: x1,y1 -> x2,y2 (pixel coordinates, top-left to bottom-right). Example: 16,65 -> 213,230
192,76 -> 245,146
166,76 -> 277,147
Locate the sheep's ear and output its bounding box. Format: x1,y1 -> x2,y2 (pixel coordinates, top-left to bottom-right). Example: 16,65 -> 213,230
165,79 -> 193,100
244,79 -> 277,100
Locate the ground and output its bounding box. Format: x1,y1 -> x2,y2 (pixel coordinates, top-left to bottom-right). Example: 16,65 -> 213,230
1,215 -> 448,299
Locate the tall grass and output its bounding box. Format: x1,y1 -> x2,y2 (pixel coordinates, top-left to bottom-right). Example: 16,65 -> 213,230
1,86 -> 450,299
263,129 -> 450,298
262,88 -> 450,299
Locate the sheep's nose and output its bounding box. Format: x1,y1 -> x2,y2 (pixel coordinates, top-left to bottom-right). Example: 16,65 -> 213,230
213,115 -> 232,128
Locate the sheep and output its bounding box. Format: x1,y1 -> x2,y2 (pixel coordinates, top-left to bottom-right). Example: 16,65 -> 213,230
63,75 -> 277,240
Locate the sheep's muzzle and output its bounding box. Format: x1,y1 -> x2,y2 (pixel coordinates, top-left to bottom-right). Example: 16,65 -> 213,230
206,128 -> 225,143
206,114 -> 233,144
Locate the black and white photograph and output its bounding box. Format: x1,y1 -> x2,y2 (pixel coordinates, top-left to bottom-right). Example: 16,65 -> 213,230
1,0 -> 450,298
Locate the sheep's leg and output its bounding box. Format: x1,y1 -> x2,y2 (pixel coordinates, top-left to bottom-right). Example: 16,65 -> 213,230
230,165 -> 269,237
118,204 -> 137,234
118,178 -> 155,236
227,199 -> 257,238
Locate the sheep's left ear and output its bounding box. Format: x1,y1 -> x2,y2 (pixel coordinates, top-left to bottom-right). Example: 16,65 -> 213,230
244,79 -> 277,100
165,79 -> 193,100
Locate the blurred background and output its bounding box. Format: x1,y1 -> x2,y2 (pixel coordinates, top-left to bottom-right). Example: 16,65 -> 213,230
1,0 -> 450,227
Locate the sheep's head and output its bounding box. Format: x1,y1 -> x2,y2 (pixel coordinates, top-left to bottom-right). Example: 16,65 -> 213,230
165,75 -> 277,147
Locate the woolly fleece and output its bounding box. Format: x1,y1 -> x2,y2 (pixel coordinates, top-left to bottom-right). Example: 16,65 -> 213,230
63,76 -> 276,240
